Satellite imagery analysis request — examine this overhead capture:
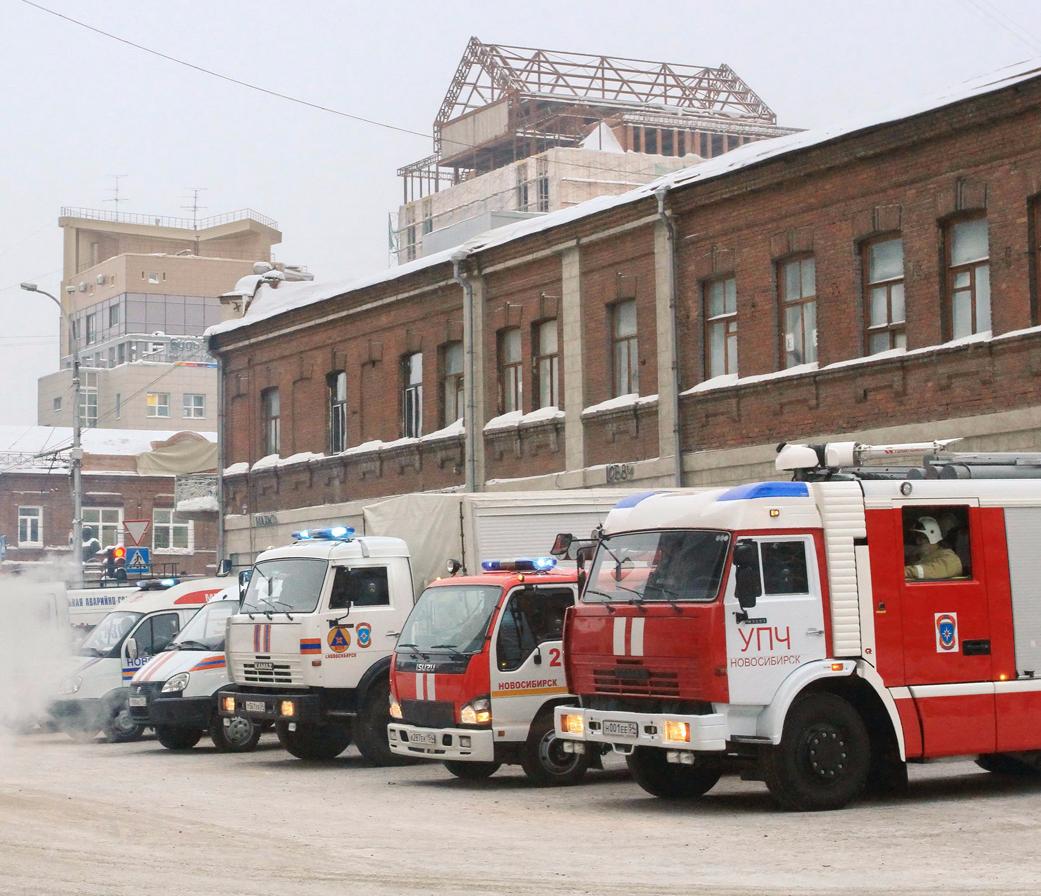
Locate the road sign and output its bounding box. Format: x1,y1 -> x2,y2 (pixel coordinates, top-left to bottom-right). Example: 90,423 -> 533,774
124,520 -> 150,546
125,547 -> 151,574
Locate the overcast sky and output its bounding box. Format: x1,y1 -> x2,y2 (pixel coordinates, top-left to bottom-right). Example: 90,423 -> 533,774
2,0 -> 1040,426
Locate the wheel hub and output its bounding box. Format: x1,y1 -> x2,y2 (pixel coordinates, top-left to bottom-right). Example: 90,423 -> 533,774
539,731 -> 580,774
804,725 -> 848,780
225,716 -> 253,745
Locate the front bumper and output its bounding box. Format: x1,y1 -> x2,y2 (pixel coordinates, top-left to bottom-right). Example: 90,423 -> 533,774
388,723 -> 495,763
218,688 -> 322,724
146,695 -> 211,729
553,705 -> 729,752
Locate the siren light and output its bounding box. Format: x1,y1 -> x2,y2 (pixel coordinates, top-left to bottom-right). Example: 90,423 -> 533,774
480,557 -> 558,573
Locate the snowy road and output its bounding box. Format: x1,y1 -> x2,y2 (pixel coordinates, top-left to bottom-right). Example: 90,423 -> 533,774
1,732 -> 1040,895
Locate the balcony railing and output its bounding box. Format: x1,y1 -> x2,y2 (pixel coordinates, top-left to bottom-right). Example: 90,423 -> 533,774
60,206 -> 278,231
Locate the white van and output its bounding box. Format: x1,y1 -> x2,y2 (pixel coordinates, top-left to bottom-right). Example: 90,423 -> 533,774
129,593 -> 262,752
49,577 -> 227,742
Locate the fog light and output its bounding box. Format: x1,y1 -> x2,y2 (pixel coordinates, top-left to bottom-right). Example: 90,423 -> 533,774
663,720 -> 691,743
279,700 -> 296,717
560,712 -> 584,736
221,695 -> 236,714
389,700 -> 402,720
460,736 -> 471,748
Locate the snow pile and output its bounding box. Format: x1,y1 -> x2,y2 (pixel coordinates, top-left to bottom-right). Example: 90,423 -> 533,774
419,419 -> 465,442
175,495 -> 220,513
581,393 -> 659,418
223,462 -> 249,476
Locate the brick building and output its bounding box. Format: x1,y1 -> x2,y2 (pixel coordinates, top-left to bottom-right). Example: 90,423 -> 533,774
0,427 -> 218,577
208,61 -> 1041,564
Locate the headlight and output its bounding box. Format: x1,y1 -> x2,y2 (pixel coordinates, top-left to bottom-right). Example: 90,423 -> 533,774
460,696 -> 491,726
663,720 -> 691,743
58,675 -> 82,695
161,672 -> 190,694
389,700 -> 402,720
560,712 -> 584,736
221,694 -> 237,714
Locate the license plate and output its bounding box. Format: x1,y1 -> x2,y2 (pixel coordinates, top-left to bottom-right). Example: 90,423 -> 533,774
128,696 -> 147,707
602,719 -> 639,739
253,661 -> 274,672
244,700 -> 267,713
408,731 -> 438,746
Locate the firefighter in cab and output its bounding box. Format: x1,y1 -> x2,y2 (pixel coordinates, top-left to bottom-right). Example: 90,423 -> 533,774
904,515 -> 962,580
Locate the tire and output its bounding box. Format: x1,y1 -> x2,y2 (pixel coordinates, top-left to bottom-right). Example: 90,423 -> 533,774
155,725 -> 202,750
103,703 -> 146,744
210,713 -> 262,753
354,678 -> 413,766
520,714 -> 590,786
626,746 -> 721,798
762,692 -> 870,812
444,760 -> 501,780
276,720 -> 352,760
976,753 -> 1041,776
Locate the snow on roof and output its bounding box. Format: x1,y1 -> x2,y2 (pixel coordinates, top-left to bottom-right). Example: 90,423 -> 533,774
206,57 -> 1041,343
0,426 -> 216,457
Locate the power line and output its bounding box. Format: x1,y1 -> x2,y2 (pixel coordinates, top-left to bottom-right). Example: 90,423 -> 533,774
963,0 -> 1041,54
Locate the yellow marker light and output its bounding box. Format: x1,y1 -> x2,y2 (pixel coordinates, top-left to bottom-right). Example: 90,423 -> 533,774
999,673 -> 1009,681
663,720 -> 691,743
560,713 -> 584,736
221,695 -> 236,714
769,508 -> 781,518
389,700 -> 403,720
831,663 -> 844,672
279,700 -> 296,717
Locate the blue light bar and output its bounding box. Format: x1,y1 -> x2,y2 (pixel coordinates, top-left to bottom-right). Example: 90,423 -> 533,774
292,526 -> 356,542
717,482 -> 809,501
481,557 -> 558,572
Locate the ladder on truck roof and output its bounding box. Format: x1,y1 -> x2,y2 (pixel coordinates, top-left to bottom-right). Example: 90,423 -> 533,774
777,439 -> 1041,481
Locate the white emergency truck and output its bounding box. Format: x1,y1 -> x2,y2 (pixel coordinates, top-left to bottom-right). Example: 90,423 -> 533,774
219,528 -> 415,764
50,577 -> 227,741
128,592 -> 262,751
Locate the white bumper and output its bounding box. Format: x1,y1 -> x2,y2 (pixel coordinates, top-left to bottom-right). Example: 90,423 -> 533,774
388,723 -> 496,763
553,705 -> 729,752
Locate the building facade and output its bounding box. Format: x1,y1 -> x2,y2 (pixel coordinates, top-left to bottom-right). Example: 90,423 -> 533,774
209,63 -> 1041,564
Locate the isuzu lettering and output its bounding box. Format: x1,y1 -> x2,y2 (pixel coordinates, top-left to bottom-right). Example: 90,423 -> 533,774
556,441 -> 1041,810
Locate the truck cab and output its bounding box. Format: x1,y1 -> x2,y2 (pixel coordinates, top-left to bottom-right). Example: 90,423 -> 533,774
128,592 -> 262,752
219,526 -> 415,764
388,558 -> 591,785
50,577 -> 226,742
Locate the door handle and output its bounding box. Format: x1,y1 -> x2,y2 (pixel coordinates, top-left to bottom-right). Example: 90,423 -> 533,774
806,628 -> 825,636
385,631 -> 401,638
962,639 -> 991,656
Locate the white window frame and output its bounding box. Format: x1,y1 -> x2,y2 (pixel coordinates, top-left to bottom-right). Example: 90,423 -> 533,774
152,509 -> 194,554
146,391 -> 171,418
182,393 -> 206,419
18,506 -> 42,547
83,507 -> 123,549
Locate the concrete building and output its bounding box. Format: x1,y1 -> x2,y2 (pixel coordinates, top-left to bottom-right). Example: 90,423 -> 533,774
208,60 -> 1041,565
394,37 -> 797,262
38,207 -> 282,432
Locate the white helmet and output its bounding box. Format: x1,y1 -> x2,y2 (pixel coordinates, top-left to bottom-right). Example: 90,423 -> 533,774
912,516 -> 943,545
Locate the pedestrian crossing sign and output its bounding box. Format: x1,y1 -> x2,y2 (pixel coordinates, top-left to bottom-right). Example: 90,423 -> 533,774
126,547 -> 151,573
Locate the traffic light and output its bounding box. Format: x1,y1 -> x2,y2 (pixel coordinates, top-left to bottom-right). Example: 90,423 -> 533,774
106,545 -> 128,581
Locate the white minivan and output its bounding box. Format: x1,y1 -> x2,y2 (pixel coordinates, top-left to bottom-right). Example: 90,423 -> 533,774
50,578 -> 226,742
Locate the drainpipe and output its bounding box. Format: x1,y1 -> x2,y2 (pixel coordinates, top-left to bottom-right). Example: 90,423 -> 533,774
215,353 -> 225,568
452,251 -> 477,493
655,186 -> 684,487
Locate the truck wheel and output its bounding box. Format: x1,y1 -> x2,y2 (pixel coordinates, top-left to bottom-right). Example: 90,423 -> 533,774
626,747 -> 721,798
276,721 -> 352,760
976,753 -> 1041,776
520,714 -> 589,786
210,713 -> 261,753
444,760 -> 501,780
155,726 -> 202,750
103,705 -> 146,744
354,679 -> 413,766
762,692 -> 870,811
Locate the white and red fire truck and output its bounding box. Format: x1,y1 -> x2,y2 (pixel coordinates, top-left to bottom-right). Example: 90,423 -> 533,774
387,558 -> 593,785
219,527 -> 415,764
555,441 -> 1041,810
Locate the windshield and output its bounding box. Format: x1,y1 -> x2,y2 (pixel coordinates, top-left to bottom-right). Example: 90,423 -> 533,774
397,585 -> 502,655
79,611 -> 143,656
171,600 -> 238,651
585,529 -> 731,603
242,558 -> 328,615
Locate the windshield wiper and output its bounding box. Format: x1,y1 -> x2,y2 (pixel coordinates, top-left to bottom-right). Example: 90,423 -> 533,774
429,644 -> 468,658
395,642 -> 428,659
173,639 -> 211,651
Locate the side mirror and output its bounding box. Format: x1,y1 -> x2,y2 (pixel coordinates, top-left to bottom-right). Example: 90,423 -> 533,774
126,637 -> 139,661
217,559 -> 232,577
550,533 -> 574,558
732,540 -> 761,610
238,569 -> 252,597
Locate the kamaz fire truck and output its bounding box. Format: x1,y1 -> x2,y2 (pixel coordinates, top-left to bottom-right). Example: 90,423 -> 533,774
387,558 -> 594,785
219,527 -> 415,764
555,441 -> 1041,810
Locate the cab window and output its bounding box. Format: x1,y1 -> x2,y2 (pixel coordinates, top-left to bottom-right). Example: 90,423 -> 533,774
733,539 -> 810,596
902,505 -> 971,581
133,612 -> 180,656
330,566 -> 390,609
496,588 -> 573,672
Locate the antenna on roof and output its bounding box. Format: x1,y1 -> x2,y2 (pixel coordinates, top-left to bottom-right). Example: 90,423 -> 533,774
104,175 -> 129,215
182,187 -> 208,230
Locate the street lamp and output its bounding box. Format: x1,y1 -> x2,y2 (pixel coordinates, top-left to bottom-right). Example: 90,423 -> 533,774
21,281 -> 84,587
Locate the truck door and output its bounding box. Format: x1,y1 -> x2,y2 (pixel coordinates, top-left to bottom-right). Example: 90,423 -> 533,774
894,503 -> 995,756
325,563 -> 410,679
489,586 -> 574,741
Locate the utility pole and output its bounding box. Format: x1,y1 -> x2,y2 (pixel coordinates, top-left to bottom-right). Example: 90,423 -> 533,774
21,281 -> 84,586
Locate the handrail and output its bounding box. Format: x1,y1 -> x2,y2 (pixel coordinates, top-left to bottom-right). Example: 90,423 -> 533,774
59,206 -> 278,231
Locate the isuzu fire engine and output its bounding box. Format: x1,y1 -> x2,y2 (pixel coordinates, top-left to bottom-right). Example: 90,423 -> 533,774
387,558 -> 596,785
556,441 -> 1041,811
219,527 -> 415,764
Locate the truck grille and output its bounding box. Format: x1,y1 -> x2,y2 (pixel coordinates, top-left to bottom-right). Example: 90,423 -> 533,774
236,657 -> 302,685
592,662 -> 680,697
401,700 -> 455,728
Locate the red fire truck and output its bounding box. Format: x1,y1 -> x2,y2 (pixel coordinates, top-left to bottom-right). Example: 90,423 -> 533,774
388,558 -> 593,785
555,441 -> 1041,810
